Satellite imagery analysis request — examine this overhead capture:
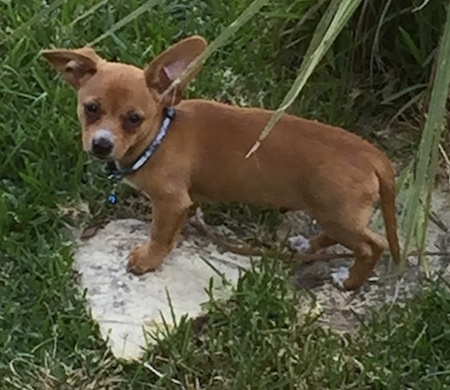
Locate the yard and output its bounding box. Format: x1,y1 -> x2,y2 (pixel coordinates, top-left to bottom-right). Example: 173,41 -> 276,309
1,0 -> 450,388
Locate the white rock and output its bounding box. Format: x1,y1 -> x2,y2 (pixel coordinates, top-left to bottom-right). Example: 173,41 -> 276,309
288,233 -> 311,253
331,266 -> 350,289
73,219 -> 255,361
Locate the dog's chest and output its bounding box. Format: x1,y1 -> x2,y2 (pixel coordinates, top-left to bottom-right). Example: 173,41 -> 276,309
123,177 -> 154,200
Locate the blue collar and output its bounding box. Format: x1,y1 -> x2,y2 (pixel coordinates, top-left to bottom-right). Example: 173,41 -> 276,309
106,106 -> 176,204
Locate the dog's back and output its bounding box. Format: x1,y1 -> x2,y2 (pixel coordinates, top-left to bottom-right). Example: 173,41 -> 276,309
175,100 -> 390,211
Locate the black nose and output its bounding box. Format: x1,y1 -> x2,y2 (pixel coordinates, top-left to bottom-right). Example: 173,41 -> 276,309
91,137 -> 113,157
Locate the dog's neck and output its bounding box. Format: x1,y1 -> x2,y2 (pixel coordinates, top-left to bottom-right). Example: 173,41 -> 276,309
110,106 -> 176,180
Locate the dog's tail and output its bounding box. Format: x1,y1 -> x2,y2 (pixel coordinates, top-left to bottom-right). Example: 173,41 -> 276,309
376,161 -> 401,264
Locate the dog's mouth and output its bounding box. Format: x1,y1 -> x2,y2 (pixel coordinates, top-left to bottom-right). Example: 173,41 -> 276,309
88,149 -> 115,162
92,153 -> 113,160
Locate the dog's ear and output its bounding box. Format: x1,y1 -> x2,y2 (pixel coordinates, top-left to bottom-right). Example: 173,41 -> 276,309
40,47 -> 103,89
144,36 -> 207,105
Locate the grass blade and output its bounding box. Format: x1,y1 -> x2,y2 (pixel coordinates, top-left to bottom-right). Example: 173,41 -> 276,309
88,0 -> 160,46
245,0 -> 364,157
401,2 -> 450,264
0,0 -> 66,45
67,0 -> 109,27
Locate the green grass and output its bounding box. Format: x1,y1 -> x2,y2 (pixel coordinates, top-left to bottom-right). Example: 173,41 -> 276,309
1,0 -> 450,388
138,269 -> 450,389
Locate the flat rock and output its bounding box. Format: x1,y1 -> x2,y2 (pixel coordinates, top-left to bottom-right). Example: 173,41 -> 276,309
73,219 -> 254,361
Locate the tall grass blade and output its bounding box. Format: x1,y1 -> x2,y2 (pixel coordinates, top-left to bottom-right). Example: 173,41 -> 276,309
401,2 -> 450,267
245,0 -> 363,157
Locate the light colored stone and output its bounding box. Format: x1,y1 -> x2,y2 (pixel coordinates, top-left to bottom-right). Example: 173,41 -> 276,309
73,219 -> 255,361
288,233 -> 311,253
330,266 -> 350,289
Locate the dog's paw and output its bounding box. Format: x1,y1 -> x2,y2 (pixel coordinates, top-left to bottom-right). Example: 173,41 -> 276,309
127,244 -> 161,275
330,266 -> 350,290
288,234 -> 311,253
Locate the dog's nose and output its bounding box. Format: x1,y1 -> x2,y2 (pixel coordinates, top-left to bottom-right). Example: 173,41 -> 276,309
91,137 -> 113,157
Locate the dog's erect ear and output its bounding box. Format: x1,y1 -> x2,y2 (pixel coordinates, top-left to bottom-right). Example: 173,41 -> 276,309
40,47 -> 103,89
144,36 -> 207,105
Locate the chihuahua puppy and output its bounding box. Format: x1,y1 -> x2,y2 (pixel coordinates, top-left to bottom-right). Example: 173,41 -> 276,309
41,36 -> 400,290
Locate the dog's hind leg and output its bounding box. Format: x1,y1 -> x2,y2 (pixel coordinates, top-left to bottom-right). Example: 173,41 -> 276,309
324,226 -> 386,290
314,196 -> 387,290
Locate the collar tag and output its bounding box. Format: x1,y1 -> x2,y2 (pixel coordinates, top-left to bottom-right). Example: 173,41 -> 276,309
108,192 -> 119,205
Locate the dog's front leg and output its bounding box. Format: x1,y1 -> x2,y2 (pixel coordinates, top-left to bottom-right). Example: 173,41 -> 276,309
127,194 -> 192,275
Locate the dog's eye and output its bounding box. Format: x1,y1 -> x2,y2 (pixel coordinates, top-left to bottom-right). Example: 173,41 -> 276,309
85,102 -> 99,114
128,113 -> 142,124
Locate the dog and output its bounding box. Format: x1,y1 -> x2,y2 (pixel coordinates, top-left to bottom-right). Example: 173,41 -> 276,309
41,35 -> 401,290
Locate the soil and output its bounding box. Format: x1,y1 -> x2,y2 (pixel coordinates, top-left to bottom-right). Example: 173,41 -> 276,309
279,186 -> 450,334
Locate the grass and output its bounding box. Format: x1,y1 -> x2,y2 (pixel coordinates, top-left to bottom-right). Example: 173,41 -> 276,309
1,0 -> 450,388
138,270 -> 450,389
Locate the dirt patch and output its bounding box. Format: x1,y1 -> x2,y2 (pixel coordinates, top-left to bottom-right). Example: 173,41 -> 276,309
282,186 -> 450,334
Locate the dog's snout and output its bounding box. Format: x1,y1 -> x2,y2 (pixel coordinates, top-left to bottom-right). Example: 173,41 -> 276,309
92,136 -> 113,157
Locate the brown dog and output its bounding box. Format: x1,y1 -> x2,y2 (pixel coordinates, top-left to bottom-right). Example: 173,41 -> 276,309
41,35 -> 401,290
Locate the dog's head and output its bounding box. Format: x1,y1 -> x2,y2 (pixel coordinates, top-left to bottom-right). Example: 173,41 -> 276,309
41,36 -> 207,161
